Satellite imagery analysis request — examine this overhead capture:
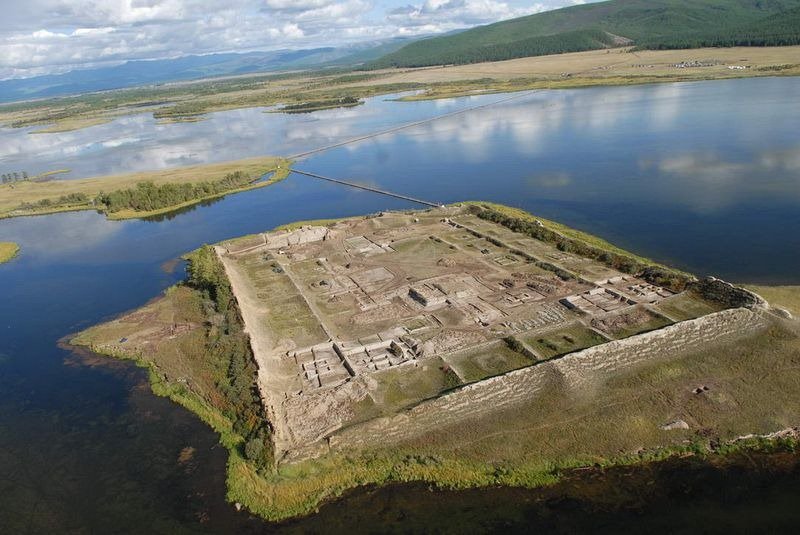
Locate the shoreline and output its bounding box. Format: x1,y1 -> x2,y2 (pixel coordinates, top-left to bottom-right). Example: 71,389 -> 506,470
60,328 -> 800,523
0,158 -> 291,221
397,71 -> 800,101
2,46 -> 797,131
68,203 -> 800,521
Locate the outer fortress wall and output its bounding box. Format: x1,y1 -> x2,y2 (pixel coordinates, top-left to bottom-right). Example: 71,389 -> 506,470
323,307 -> 768,453
690,277 -> 768,309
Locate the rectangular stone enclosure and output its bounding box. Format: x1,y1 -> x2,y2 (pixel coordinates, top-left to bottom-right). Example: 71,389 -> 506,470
217,206 -> 736,460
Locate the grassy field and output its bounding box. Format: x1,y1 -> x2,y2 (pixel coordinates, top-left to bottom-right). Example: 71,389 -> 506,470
444,342 -> 534,383
747,285 -> 800,316
371,358 -> 462,414
0,157 -> 290,220
377,46 -> 800,95
465,201 -> 656,265
654,292 -> 725,321
0,242 -> 19,263
590,306 -> 673,339
522,323 -> 609,359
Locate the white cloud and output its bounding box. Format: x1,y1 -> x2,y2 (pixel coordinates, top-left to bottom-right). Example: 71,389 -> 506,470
263,0 -> 339,10
0,0 -> 601,79
638,146 -> 800,212
387,0 -> 545,30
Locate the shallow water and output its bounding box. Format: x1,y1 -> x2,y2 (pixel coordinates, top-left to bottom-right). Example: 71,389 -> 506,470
1,77 -> 799,532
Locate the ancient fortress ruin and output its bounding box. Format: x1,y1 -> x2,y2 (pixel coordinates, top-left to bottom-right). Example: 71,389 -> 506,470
216,206 -> 769,462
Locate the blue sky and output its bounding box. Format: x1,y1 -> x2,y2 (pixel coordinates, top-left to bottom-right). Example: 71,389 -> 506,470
0,0 -> 597,79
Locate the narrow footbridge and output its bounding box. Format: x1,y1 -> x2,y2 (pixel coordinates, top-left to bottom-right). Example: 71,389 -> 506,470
284,91 -> 538,209
290,168 -> 441,208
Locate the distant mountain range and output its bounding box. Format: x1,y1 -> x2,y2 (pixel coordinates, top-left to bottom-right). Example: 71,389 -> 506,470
0,38 -> 414,104
368,0 -> 800,68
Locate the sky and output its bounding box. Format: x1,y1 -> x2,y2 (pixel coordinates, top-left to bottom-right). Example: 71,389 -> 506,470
0,0 -> 596,80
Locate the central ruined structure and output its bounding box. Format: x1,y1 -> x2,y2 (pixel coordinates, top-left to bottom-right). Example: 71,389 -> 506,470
216,205 -> 762,462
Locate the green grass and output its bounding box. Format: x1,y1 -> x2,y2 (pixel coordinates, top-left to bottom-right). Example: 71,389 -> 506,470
746,285 -> 800,316
223,429 -> 799,521
464,201 -> 691,291
466,201 -> 654,265
371,357 -> 462,413
591,307 -> 673,339
654,292 -> 724,321
444,343 -> 534,383
236,253 -> 328,345
523,323 -> 609,359
404,319 -> 800,463
0,242 -> 19,263
390,236 -> 446,255
274,217 -> 341,232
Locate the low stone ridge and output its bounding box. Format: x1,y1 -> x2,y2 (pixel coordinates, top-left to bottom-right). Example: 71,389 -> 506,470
325,307 -> 767,452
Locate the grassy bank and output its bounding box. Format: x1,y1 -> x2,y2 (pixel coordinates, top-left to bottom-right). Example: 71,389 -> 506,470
71,205 -> 800,521
103,165 -> 291,220
0,157 -> 290,220
0,242 -> 19,263
72,245 -> 274,467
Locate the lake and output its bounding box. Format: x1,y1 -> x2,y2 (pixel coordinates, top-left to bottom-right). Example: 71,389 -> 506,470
0,76 -> 798,532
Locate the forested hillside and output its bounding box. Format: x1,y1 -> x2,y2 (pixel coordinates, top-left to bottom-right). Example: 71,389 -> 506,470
369,0 -> 800,68
639,5 -> 800,48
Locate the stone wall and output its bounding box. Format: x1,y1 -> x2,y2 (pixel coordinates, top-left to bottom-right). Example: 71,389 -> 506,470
266,226 -> 329,250
323,307 -> 768,453
690,277 -> 768,309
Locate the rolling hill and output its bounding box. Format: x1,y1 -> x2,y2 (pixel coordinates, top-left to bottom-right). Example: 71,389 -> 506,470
369,0 -> 800,68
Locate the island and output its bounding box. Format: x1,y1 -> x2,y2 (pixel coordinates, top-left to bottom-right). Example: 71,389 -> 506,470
0,157 -> 291,220
273,96 -> 364,114
71,203 -> 800,521
0,242 -> 19,263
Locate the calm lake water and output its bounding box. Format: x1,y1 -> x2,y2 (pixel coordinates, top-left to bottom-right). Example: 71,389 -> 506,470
1,76 -> 799,532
